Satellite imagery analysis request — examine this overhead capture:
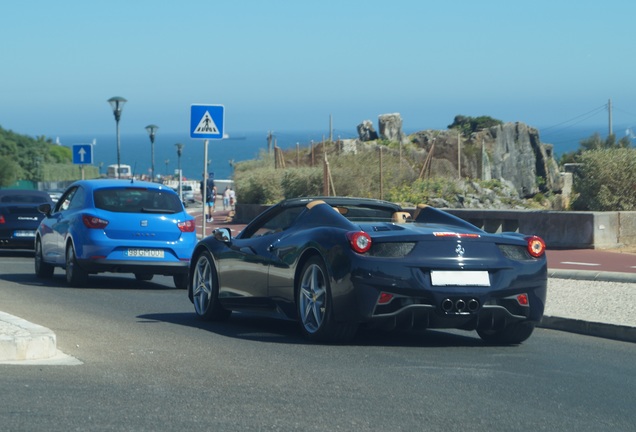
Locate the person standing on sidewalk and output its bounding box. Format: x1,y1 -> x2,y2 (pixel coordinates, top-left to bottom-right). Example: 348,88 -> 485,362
200,173 -> 216,222
222,187 -> 230,210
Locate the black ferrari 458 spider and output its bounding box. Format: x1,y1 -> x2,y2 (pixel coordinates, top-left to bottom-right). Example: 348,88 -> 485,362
188,197 -> 547,344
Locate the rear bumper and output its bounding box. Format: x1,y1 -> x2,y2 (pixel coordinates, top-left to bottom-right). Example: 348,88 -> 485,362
330,255 -> 547,330
0,238 -> 35,249
76,259 -> 190,275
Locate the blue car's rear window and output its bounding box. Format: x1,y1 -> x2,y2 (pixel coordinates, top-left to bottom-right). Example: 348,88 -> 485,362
94,188 -> 182,214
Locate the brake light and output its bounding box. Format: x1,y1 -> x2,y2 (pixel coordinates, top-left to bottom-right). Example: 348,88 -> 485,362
82,214 -> 109,229
378,292 -> 394,304
347,231 -> 372,253
517,293 -> 529,306
178,219 -> 196,232
526,235 -> 546,258
0,214 -> 5,224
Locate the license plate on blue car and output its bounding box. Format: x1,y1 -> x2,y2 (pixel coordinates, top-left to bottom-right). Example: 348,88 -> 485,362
126,248 -> 164,258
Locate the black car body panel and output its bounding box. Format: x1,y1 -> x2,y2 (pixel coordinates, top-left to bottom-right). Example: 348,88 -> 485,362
188,197 -> 547,343
0,190 -> 52,249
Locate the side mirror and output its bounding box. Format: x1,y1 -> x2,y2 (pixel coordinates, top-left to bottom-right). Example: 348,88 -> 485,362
38,203 -> 52,216
213,227 -> 232,243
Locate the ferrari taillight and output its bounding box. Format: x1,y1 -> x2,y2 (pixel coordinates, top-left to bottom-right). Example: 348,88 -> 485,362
178,219 -> 196,232
82,214 -> 109,229
347,231 -> 372,254
526,235 -> 546,258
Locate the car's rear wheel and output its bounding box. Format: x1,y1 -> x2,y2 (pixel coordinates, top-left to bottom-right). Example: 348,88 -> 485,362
191,251 -> 230,321
134,273 -> 153,281
34,238 -> 54,278
296,256 -> 357,343
65,243 -> 88,287
477,322 -> 535,345
173,273 -> 188,290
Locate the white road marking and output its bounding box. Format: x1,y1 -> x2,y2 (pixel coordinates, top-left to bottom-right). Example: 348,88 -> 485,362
560,261 -> 600,266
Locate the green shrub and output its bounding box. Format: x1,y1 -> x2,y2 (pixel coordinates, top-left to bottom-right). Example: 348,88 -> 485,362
572,148 -> 636,211
386,177 -> 464,205
235,166 -> 284,205
281,167 -> 323,198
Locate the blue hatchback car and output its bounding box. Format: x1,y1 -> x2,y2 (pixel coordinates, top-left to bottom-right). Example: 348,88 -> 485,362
35,179 -> 197,288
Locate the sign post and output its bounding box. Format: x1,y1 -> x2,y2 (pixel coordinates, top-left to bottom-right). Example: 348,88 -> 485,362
190,104 -> 225,238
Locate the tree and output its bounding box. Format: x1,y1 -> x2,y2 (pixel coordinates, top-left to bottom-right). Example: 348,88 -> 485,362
0,157 -> 20,187
572,148 -> 636,211
447,115 -> 503,136
559,132 -> 632,165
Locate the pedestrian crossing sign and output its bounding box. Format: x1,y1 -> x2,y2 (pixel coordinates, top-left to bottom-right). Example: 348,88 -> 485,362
190,104 -> 225,139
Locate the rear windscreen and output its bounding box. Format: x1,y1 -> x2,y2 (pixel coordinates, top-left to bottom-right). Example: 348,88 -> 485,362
0,194 -> 49,204
94,188 -> 182,214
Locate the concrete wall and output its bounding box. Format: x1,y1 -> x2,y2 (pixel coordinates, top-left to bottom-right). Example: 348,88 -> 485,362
445,209 -> 635,249
235,204 -> 636,250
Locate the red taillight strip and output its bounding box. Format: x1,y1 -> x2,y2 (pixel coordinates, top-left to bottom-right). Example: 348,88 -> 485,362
433,232 -> 481,238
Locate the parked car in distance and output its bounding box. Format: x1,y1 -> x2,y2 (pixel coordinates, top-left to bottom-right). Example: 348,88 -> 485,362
189,197 -> 547,344
181,184 -> 195,203
0,190 -> 53,249
35,179 -> 197,288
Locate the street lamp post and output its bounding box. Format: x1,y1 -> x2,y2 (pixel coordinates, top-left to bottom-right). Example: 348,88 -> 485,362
164,159 -> 169,176
108,96 -> 127,179
145,124 -> 159,181
175,143 -> 184,202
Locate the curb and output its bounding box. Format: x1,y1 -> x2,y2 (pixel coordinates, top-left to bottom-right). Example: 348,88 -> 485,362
548,269 -> 636,283
539,315 -> 636,343
0,311 -> 57,362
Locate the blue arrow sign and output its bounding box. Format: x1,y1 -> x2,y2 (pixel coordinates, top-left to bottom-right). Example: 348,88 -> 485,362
190,104 -> 224,139
72,144 -> 93,165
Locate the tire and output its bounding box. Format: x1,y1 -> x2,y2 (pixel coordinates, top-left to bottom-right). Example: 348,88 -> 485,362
34,238 -> 54,278
477,321 -> 536,345
65,243 -> 89,287
191,251 -> 230,321
296,256 -> 357,343
135,273 -> 154,281
173,273 -> 188,290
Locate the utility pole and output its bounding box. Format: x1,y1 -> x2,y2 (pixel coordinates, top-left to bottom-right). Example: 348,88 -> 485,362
608,98 -> 613,136
457,132 -> 461,179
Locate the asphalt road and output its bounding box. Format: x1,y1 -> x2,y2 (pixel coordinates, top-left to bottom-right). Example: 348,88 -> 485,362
1,252 -> 636,431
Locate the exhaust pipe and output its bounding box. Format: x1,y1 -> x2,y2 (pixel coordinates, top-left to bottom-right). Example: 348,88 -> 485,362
467,299 -> 480,312
441,298 -> 454,312
455,299 -> 466,312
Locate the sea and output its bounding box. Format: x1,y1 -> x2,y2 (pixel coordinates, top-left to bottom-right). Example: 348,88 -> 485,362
55,125 -> 628,181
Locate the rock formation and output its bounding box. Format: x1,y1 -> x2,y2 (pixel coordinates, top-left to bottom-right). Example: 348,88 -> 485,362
356,120 -> 378,142
378,113 -> 407,144
409,122 -> 562,198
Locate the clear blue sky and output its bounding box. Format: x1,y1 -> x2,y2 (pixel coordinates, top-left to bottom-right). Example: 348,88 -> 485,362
2,0 -> 635,138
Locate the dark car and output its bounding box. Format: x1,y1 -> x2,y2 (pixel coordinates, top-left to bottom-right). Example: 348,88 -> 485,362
35,179 -> 197,288
0,190 -> 53,249
188,197 -> 547,344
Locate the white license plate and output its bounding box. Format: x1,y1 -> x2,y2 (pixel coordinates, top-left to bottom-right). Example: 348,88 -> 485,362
126,248 -> 164,258
430,270 -> 490,286
14,230 -> 35,238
